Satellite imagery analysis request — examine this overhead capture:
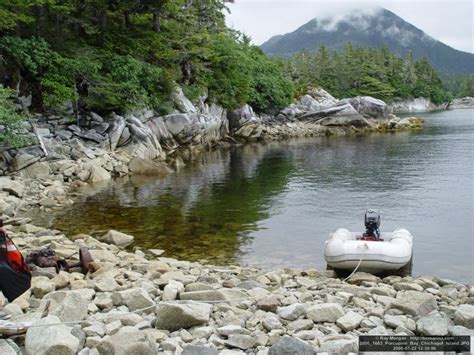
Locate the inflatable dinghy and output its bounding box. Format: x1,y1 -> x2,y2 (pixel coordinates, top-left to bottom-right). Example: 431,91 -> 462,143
324,228 -> 413,273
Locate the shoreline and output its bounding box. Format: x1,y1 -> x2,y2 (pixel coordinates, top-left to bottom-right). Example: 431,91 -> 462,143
0,218 -> 472,354
1,95 -> 473,353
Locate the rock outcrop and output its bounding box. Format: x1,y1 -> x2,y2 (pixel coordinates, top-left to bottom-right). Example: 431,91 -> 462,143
448,97 -> 474,110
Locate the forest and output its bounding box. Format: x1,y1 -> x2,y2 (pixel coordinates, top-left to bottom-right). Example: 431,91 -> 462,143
0,0 -> 471,129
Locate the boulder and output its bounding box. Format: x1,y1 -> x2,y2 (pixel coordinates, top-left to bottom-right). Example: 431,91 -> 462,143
417,313 -> 452,335
100,230 -> 134,247
163,113 -> 191,137
256,295 -> 279,313
0,177 -> 24,197
94,278 -> 120,292
307,303 -> 344,323
171,87 -> 197,113
86,164 -> 111,183
342,96 -> 388,118
278,303 -> 306,321
25,315 -> 80,355
307,87 -> 338,107
31,277 -> 56,298
454,304 -> 474,329
391,291 -> 438,317
162,280 -> 185,301
225,334 -> 257,350
262,315 -> 283,331
39,291 -> 88,322
155,301 -> 212,331
121,116 -> 163,160
104,115 -> 126,151
336,311 -> 364,331
227,105 -> 259,131
179,289 -> 247,302
182,345 -> 218,355
97,327 -> 155,355
21,162 -> 51,178
298,102 -> 369,127
12,153 -> 39,171
449,97 -> 474,109
0,339 -> 20,355
318,338 -> 358,354
268,336 -> 316,355
113,288 -> 155,311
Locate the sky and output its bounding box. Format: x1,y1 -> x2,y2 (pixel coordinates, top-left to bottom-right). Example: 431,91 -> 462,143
225,0 -> 474,53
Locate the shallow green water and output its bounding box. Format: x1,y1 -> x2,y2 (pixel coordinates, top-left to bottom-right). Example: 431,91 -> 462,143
32,109 -> 474,283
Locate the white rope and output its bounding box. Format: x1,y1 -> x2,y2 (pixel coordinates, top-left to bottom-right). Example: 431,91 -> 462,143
342,243 -> 368,283
342,255 -> 364,283
0,295 -> 261,333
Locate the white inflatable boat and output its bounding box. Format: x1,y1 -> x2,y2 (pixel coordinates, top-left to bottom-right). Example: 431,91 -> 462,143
324,228 -> 413,273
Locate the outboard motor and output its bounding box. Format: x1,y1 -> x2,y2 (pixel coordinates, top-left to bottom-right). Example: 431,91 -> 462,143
364,209 -> 381,240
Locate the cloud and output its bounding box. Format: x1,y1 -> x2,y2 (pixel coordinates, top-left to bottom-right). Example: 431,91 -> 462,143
225,0 -> 473,53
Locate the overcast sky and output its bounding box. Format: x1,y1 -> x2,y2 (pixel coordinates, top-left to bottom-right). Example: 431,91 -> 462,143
225,0 -> 474,53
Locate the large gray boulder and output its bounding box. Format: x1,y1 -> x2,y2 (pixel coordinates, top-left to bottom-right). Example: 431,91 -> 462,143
306,303 -> 345,322
298,102 -> 370,127
25,315 -> 80,355
146,116 -> 175,144
278,303 -> 306,321
449,97 -> 474,109
336,311 -> 364,331
0,339 -> 21,355
179,289 -> 247,302
417,312 -> 452,335
20,162 -> 51,178
163,113 -> 192,137
391,291 -> 438,317
39,291 -> 88,322
268,336 -> 316,355
85,162 -> 111,183
155,301 -> 212,331
318,338 -> 358,354
227,105 -> 259,131
120,116 -> 162,160
0,177 -> 24,197
97,327 -> 155,355
12,153 -> 39,171
113,288 -> 155,311
171,86 -> 197,113
104,115 -> 126,151
342,96 -> 389,118
454,304 -> 474,329
99,229 -> 134,247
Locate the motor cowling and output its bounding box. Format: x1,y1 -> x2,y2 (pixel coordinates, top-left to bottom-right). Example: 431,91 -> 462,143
364,209 -> 381,239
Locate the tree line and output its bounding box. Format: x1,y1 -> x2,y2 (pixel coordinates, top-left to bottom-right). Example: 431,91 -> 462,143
0,0 -> 292,116
280,44 -> 457,104
0,1 -> 472,146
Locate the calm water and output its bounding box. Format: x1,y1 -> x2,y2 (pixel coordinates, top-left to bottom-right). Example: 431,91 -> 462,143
32,109 -> 474,283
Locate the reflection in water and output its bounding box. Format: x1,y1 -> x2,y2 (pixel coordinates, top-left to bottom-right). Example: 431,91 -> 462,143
36,147 -> 294,264
32,109 -> 474,283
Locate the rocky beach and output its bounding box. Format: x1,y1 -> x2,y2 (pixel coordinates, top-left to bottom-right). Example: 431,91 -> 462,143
0,219 -> 472,355
0,89 -> 473,355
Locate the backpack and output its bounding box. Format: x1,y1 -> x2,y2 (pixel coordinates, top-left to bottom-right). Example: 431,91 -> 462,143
0,232 -> 31,302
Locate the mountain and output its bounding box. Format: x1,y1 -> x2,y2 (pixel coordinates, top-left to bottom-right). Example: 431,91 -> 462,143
261,8 -> 474,74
